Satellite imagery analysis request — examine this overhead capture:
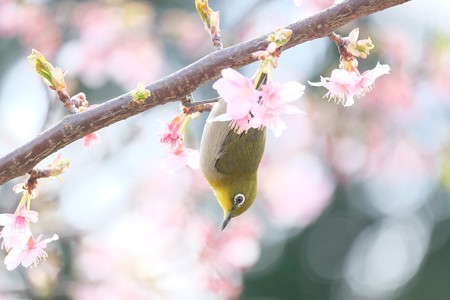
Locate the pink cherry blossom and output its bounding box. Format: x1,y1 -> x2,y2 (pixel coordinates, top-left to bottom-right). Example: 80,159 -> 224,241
83,132 -> 101,149
0,2 -> 61,55
251,81 -> 305,137
159,114 -> 184,151
4,234 -> 58,271
309,62 -> 390,107
0,206 -> 38,250
210,68 -> 305,135
359,63 -> 391,90
161,148 -> 200,174
159,113 -> 200,173
211,68 -> 261,133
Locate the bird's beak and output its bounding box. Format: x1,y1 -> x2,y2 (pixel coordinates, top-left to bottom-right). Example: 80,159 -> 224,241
221,210 -> 232,231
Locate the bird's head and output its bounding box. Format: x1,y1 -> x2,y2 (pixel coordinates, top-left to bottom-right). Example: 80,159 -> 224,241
210,174 -> 257,230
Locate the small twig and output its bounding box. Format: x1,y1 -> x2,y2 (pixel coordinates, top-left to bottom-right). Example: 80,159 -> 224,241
211,22 -> 223,50
183,103 -> 214,115
21,169 -> 50,192
182,97 -> 220,107
180,94 -> 195,105
181,95 -> 217,114
328,32 -> 353,62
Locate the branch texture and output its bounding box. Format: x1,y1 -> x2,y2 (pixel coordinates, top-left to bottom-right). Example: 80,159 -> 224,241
0,0 -> 410,185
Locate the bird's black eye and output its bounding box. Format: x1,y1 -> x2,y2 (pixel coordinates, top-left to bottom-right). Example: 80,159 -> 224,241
233,194 -> 245,206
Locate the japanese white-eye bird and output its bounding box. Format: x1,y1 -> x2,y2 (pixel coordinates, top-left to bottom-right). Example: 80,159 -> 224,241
199,98 -> 266,230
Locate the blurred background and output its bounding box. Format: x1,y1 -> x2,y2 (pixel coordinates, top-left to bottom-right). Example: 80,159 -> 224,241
0,0 -> 449,299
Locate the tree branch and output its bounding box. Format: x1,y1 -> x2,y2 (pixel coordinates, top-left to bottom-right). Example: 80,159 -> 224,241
0,0 -> 410,185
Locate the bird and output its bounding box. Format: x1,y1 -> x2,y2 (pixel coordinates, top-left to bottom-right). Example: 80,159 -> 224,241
199,98 -> 266,230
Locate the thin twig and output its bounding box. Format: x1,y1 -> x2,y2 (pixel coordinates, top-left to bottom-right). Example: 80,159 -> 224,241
182,97 -> 221,107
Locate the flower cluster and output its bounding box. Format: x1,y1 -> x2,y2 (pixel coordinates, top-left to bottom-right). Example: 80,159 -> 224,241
211,68 -> 305,137
0,155 -> 67,270
159,113 -> 199,174
309,28 -> 390,106
0,207 -> 59,271
208,28 -> 304,136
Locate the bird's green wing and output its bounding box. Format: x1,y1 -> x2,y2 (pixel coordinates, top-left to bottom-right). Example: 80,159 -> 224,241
214,128 -> 266,176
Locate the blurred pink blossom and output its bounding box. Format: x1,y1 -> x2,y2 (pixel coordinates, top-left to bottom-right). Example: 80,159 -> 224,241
260,155 -> 334,228
159,9 -> 210,60
83,133 -> 101,149
196,216 -> 262,270
192,216 -> 262,299
366,72 -> 414,112
0,1 -> 61,55
4,234 -> 58,271
309,62 -> 390,107
205,273 -> 242,300
72,280 -> 152,300
59,2 -> 163,89
0,0 -> 20,37
72,206 -> 259,299
160,148 -> 200,174
0,206 -> 38,250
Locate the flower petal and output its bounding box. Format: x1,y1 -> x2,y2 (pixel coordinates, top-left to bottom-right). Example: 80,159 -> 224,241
0,214 -> 15,226
278,81 -> 305,102
360,62 -> 390,87
4,247 -> 27,271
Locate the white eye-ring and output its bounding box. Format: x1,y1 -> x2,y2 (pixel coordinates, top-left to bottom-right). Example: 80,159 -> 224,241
233,194 -> 245,206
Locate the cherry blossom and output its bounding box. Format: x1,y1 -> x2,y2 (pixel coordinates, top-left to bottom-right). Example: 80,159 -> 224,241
0,206 -> 38,250
160,147 -> 200,174
4,234 -> 59,271
83,132 -> 101,149
251,81 -> 305,137
309,62 -> 390,107
211,68 -> 305,136
159,113 -> 184,151
210,68 -> 261,134
159,113 -> 199,173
